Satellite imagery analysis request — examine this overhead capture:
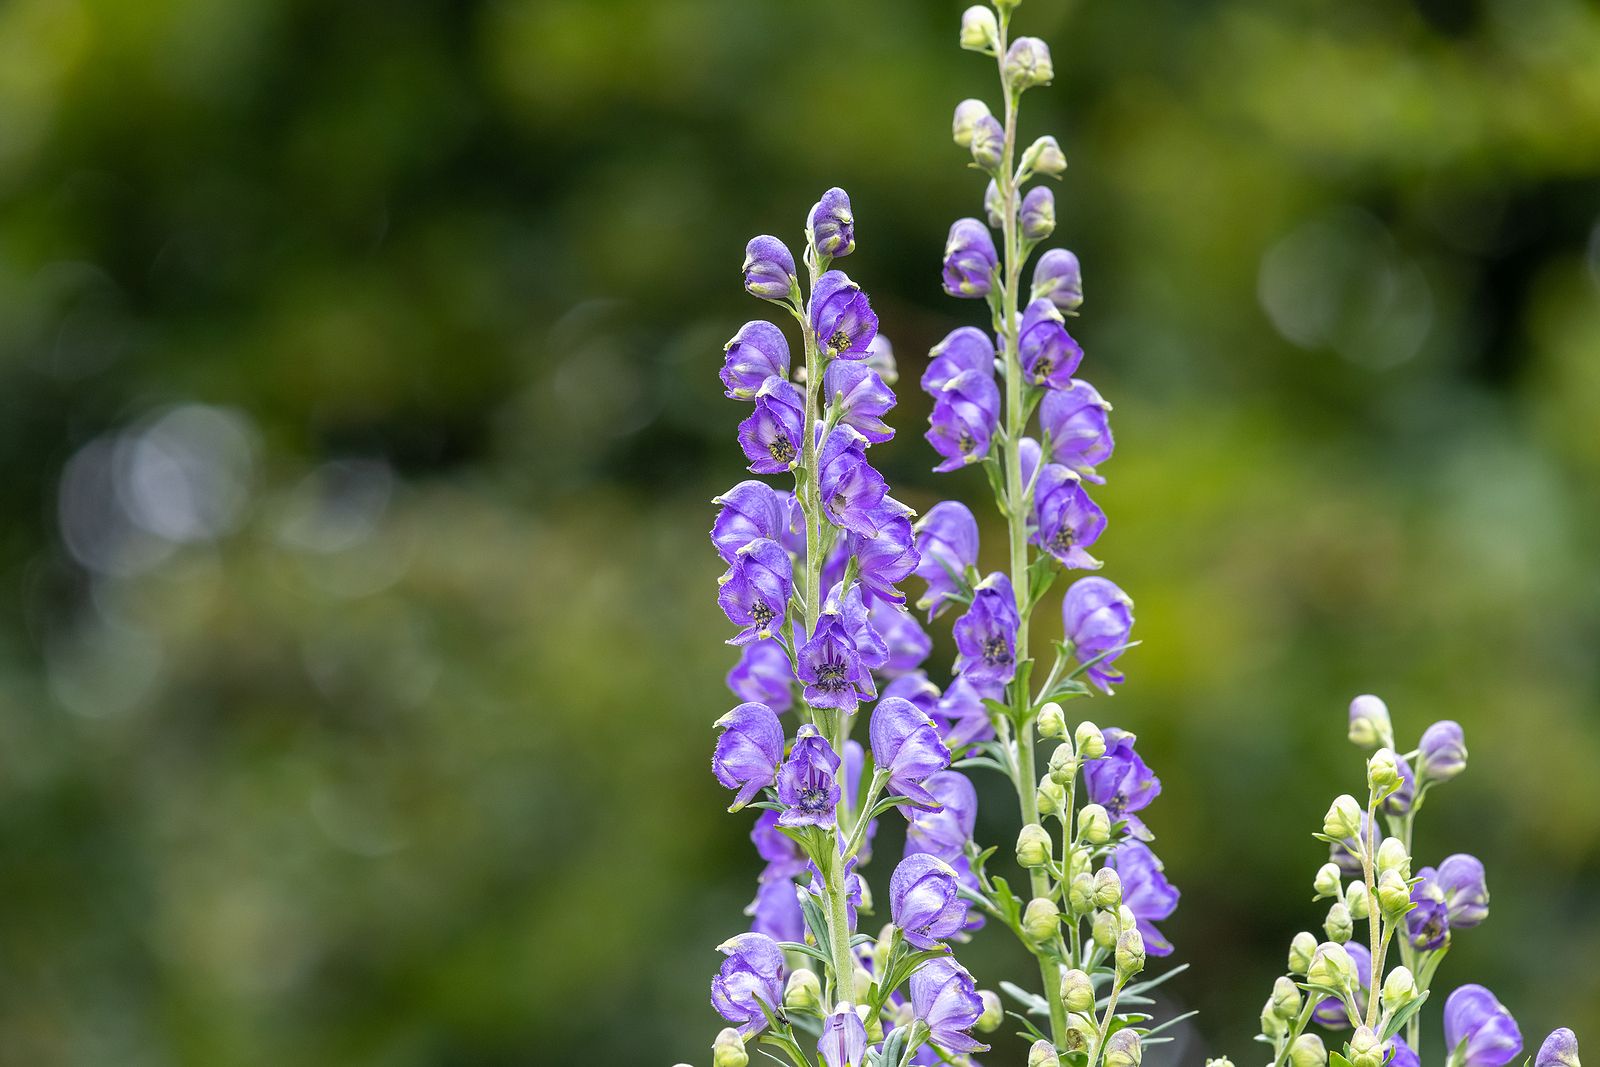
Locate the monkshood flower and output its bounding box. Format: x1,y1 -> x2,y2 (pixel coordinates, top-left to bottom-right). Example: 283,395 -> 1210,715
712,701 -> 784,810
913,501 -> 980,618
1407,875 -> 1450,950
968,112 -> 1005,171
721,321 -> 791,400
711,932 -> 786,1036
824,359 -> 896,443
809,187 -> 855,258
1444,985 -> 1522,1067
882,671 -> 941,717
1408,854 -> 1489,948
890,853 -> 970,949
871,601 -> 931,674
922,326 -> 995,394
1032,248 -> 1084,311
908,957 -> 989,1054
934,673 -> 1000,748
953,573 -> 1020,686
1109,841 -> 1180,956
818,426 -> 891,537
819,1005 -> 868,1067
738,376 -> 806,473
1418,719 -> 1468,783
942,218 -> 999,299
749,874 -> 805,943
1312,941 -> 1370,1027
1018,297 -> 1085,388
1536,1029 -> 1580,1067
776,724 -> 842,828
743,236 -> 798,301
906,770 -> 978,862
1032,463 -> 1107,569
1040,380 -> 1114,483
870,695 -> 952,810
852,515 -> 919,605
926,367 -> 1002,473
712,480 -> 793,564
1020,185 -> 1055,241
811,270 -> 878,359
1062,576 -> 1136,693
1083,726 -> 1161,838
825,580 -> 890,674
718,538 -> 793,645
1388,1036 -> 1421,1067
807,852 -> 864,932
1003,35 -> 1054,90
727,639 -> 794,713
798,609 -> 877,713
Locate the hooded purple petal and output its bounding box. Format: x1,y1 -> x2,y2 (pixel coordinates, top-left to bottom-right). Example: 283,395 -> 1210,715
727,639 -> 795,713
809,187 -> 856,258
1062,576 -> 1135,693
1031,463 -> 1106,570
1040,379 -> 1113,483
1108,840 -> 1180,956
710,931 -> 786,1036
905,770 -> 978,862
811,271 -> 878,359
776,725 -> 842,828
889,853 -> 969,949
1082,726 -> 1160,835
870,696 -> 952,810
712,480 -> 792,564
952,572 -> 1020,686
1444,985 -> 1522,1067
712,701 -> 785,809
942,218 -> 999,299
737,376 -> 806,473
721,320 -> 791,399
818,1006 -> 868,1067
913,501 -> 980,619
743,236 -> 797,301
717,538 -> 794,645
925,368 -> 1001,473
1017,297 -> 1084,389
921,327 -> 995,395
908,957 -> 988,1053
824,359 -> 897,444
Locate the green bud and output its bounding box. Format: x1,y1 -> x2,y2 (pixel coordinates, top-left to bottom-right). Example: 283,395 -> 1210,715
857,880 -> 873,915
1092,909 -> 1118,949
1288,931 -> 1319,974
1063,1013 -> 1096,1054
1322,794 -> 1363,840
1261,1000 -> 1288,1040
958,5 -> 999,52
1049,744 -> 1078,784
1023,896 -> 1061,944
860,1003 -> 883,1044
1037,701 -> 1067,739
1067,873 -> 1095,916
1345,880 -> 1371,921
783,968 -> 821,1013
1074,720 -> 1106,758
1068,847 -> 1093,881
1029,1039 -> 1061,1067
1079,803 -> 1112,844
1377,869 -> 1411,918
1017,823 -> 1052,868
1037,774 -> 1066,817
1367,748 -> 1402,799
976,989 -> 1004,1033
951,99 -> 993,149
1060,968 -> 1095,1014
1307,942 -> 1356,992
1289,1033 -> 1328,1067
1349,1026 -> 1383,1067
852,966 -> 874,1002
1381,966 -> 1418,1012
1094,867 -> 1123,910
1115,927 -> 1146,979
1313,862 -> 1343,900
1104,1028 -> 1142,1067
713,1028 -> 748,1067
1376,837 -> 1411,879
1323,901 -> 1353,944
1271,975 -> 1303,1021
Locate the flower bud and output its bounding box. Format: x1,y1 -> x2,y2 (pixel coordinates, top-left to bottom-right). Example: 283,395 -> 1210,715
1118,904 -> 1138,932
1208,1060 -> 1238,1067
858,1002 -> 883,1044
943,218 -> 999,299
1021,186 -> 1055,241
1323,901 -> 1353,944
1064,1013 -> 1097,1053
951,99 -> 993,149
1092,908 -> 1118,948
1289,1033 -> 1328,1067
1032,249 -> 1083,311
1367,748 -> 1402,799
1049,744 -> 1078,784
1037,774 -> 1066,816
1322,795 -> 1363,840
983,179 -> 1005,229
1347,694 -> 1391,749
1017,823 -> 1052,868
1377,869 -> 1410,918
1023,896 -> 1061,944
1079,803 -> 1112,844
1313,862 -> 1342,900
1068,873 -> 1095,915
853,965 -> 874,1003
1060,969 -> 1095,1014
1418,720 -> 1467,783
1376,837 -> 1411,879
1021,135 -> 1069,179
1307,942 -> 1355,992
1535,1028 -> 1580,1067
1288,931 -> 1318,974
1029,1040 -> 1062,1067
784,968 -> 822,1013
1349,1026 -> 1383,1067
960,5 -> 1000,52
1345,880 -> 1370,921
1271,975 -> 1303,1020
1068,847 -> 1093,881
1261,1001 -> 1288,1040
1004,36 -> 1054,89
808,187 -> 855,258
1074,720 -> 1106,759
1381,966 -> 1418,1012
1094,867 -> 1123,910
1115,927 -> 1146,979
713,1027 -> 748,1067
1104,1028 -> 1142,1067
742,237 -> 797,301
1037,701 -> 1067,739
969,114 -> 1006,171
976,989 -> 1004,1033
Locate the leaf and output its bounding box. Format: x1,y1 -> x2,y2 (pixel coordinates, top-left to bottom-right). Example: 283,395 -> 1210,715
999,981 -> 1050,1015
952,756 -> 1011,776
1122,963 -> 1190,997
799,893 -> 831,957
1380,990 -> 1430,1040
1330,1054 -> 1354,1067
1008,1012 -> 1049,1043
777,941 -> 832,965
1142,1009 -> 1199,1038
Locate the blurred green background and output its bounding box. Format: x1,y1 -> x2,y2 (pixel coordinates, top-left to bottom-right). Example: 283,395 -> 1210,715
1,0 -> 1598,1063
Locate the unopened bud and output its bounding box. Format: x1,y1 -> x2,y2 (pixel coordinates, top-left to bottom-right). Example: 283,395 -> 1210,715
1023,897 -> 1061,944
1038,774 -> 1066,816
1074,720 -> 1106,758
1289,1033 -> 1328,1067
1037,701 -> 1067,739
1207,1059 -> 1238,1067
1060,969 -> 1095,1014
1021,135 -> 1069,181
1068,874 -> 1095,916
1288,931 -> 1319,974
1079,803 -> 1112,844
1323,901 -> 1353,944
1261,1001 -> 1288,1040
1377,869 -> 1411,918
1307,942 -> 1356,992
1368,748 -> 1402,799
1347,694 -> 1391,748
1345,880 -> 1370,920
1104,1028 -> 1142,1067
1322,795 -> 1363,840
952,99 -> 993,149
1271,975 -> 1303,1020
1017,823 -> 1052,868
1116,927 -> 1146,979
959,5 -> 999,52
1029,1039 -> 1062,1067
713,1027 -> 748,1067
1418,720 -> 1467,783
1313,862 -> 1343,900
983,179 -> 1005,230
784,968 -> 821,1013
1003,36 -> 1054,90
976,989 -> 1004,1033
1068,847 -> 1093,881
1049,744 -> 1078,784
1064,1013 -> 1097,1053
1376,837 -> 1411,879
1349,1026 -> 1383,1067
1381,967 -> 1419,1012
969,114 -> 1005,171
858,1002 -> 883,1044
1020,186 -> 1055,241
1094,867 -> 1123,909
1092,909 -> 1118,949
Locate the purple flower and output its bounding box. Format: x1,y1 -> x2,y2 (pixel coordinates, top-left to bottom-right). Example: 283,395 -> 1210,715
890,853 -> 969,949
853,514 -> 920,606
818,1006 -> 868,1067
913,501 -> 980,618
926,368 -> 1001,473
1032,248 -> 1084,311
824,359 -> 896,444
776,724 -> 842,828
1062,576 -> 1135,693
1083,726 -> 1160,839
721,321 -> 791,400
737,377 -> 806,473
1109,840 -> 1179,956
1312,942 -> 1371,1027
1018,297 -> 1084,389
1032,464 -> 1106,570
921,327 -> 995,395
1407,875 -> 1450,951
1387,1037 -> 1420,1067
933,673 -> 999,748
870,696 -> 952,810
882,670 -> 941,717
1020,185 -> 1055,240
811,271 -> 878,359
712,480 -> 793,564
712,701 -> 784,810
749,875 -> 804,943
727,639 -> 794,714
942,218 -> 998,299
908,957 -> 988,1054
751,809 -> 806,879
797,610 -> 876,714
809,187 -> 856,258
1409,854 -> 1489,944
1536,1029 -> 1580,1067
968,113 -> 1004,170
817,427 -> 891,537
826,581 -> 890,673
710,931 -> 785,1036
1418,720 -> 1467,782
744,236 -> 798,302
871,601 -> 931,674
952,573 -> 1020,686
718,538 -> 793,645
1040,380 -> 1113,483
905,770 -> 978,862
1444,985 -> 1522,1067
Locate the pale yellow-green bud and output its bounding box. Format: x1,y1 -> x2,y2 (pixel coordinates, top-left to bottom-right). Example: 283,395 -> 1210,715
976,989 -> 1004,1033
1118,904 -> 1138,932
1063,1013 -> 1097,1054
1288,931 -> 1319,974
1347,694 -> 1391,749
1271,975 -> 1303,1021
1038,775 -> 1066,816
1079,803 -> 1112,844
1349,1026 -> 1383,1067
853,966 -> 874,1002
1037,701 -> 1067,739
1323,795 -> 1363,840
951,99 -> 993,149
1367,748 -> 1402,798
1074,720 -> 1106,758
1206,1059 -> 1238,1067
783,968 -> 821,1013
1313,862 -> 1343,900
1094,867 -> 1123,910
1261,1001 -> 1288,1040
1068,873 -> 1095,916
1289,1033 -> 1328,1067
1061,968 -> 1095,1014
858,1003 -> 884,1044
1346,880 -> 1371,921
1377,869 -> 1411,918
1029,1039 -> 1061,1067
1049,744 -> 1078,784
1023,897 -> 1061,944
713,1027 -> 748,1067
1068,847 -> 1093,881
1323,901 -> 1353,944
1307,942 -> 1356,992
958,5 -> 999,53
1116,927 -> 1146,979
1017,823 -> 1052,869
857,879 -> 874,915
1376,837 -> 1411,879
1092,909 -> 1118,949
1104,1028 -> 1142,1067
1381,966 -> 1419,1012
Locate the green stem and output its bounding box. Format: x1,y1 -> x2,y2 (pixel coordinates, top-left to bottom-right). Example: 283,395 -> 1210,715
1086,975 -> 1126,1067
1270,1001 -> 1318,1067
1361,793 -> 1384,1030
